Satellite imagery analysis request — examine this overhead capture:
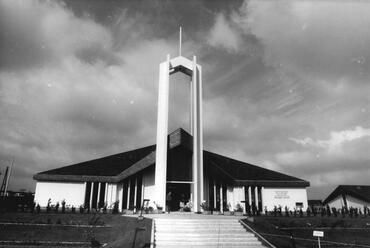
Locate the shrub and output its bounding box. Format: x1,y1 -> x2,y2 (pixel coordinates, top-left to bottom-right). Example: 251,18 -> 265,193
36,204 -> 41,214
112,201 -> 119,214
235,203 -> 243,212
55,202 -> 59,213
200,201 -> 211,211
61,200 -> 66,214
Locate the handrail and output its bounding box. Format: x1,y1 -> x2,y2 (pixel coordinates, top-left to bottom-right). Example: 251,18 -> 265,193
239,219 -> 276,248
150,219 -> 155,248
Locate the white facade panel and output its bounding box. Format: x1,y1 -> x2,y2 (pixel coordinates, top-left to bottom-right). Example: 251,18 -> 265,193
228,186 -> 245,211
262,187 -> 308,211
346,195 -> 369,208
34,181 -> 85,207
327,195 -> 345,209
142,169 -> 155,207
117,183 -> 123,211
328,195 -> 369,209
105,183 -> 118,208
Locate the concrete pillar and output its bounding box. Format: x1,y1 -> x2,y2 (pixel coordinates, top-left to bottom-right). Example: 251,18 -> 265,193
134,177 -> 138,212
213,180 -> 217,210
89,182 -> 94,209
192,56 -> 203,212
118,184 -> 123,212
104,183 -> 108,205
261,187 -> 264,212
154,55 -> 170,210
97,182 -> 101,208
220,183 -> 223,213
255,186 -> 259,211
141,177 -> 144,207
248,186 -> 252,212
127,179 -> 131,209
83,182 -> 87,204
243,186 -> 246,214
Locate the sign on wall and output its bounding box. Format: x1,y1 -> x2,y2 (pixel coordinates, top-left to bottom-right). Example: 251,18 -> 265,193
274,191 -> 290,199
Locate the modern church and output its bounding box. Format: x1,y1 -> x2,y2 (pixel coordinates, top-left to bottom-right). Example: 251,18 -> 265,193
34,51 -> 310,214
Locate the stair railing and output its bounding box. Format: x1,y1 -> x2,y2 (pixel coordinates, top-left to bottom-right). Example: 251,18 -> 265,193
239,219 -> 276,248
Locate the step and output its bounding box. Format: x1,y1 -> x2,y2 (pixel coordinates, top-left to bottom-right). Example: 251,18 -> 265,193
154,229 -> 247,234
155,245 -> 265,248
155,223 -> 242,227
155,237 -> 259,242
153,218 -> 265,248
155,233 -> 255,238
154,220 -> 240,223
154,241 -> 263,246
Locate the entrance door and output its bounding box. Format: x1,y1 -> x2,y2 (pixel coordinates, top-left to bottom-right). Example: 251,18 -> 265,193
166,183 -> 191,211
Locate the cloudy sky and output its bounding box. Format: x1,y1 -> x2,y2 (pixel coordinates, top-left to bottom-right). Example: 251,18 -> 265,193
1,0 -> 369,199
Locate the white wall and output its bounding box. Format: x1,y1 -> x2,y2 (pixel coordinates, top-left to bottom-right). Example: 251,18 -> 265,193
106,183 -> 117,208
327,195 -> 345,209
262,187 -> 308,211
328,195 -> 369,209
34,181 -> 85,207
142,169 -> 156,208
117,183 -> 123,211
347,195 -> 369,209
226,186 -> 245,211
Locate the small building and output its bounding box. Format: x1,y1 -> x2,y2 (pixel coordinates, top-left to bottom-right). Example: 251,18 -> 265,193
323,185 -> 370,209
308,199 -> 323,212
34,128 -> 309,213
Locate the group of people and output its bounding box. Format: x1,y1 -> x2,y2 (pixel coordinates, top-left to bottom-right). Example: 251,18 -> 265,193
166,191 -> 190,212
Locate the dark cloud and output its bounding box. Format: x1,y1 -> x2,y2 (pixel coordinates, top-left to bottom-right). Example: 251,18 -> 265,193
1,0 -> 369,202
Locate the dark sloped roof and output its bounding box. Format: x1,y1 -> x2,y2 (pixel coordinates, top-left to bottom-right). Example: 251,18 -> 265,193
204,150 -> 309,187
323,185 -> 370,205
38,145 -> 156,177
34,128 -> 309,187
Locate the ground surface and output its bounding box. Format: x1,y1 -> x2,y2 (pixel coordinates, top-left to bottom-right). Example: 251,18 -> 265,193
0,212 -> 152,248
243,216 -> 370,248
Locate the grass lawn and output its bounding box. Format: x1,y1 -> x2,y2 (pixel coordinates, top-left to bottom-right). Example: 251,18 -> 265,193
0,212 -> 152,248
243,216 -> 370,248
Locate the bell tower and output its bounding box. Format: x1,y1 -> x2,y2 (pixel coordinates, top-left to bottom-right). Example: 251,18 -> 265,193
154,29 -> 203,212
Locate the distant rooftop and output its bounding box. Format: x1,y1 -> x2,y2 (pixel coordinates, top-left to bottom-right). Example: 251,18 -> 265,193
323,185 -> 370,205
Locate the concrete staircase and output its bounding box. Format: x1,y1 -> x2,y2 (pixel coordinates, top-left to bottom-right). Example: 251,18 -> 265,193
154,218 -> 266,248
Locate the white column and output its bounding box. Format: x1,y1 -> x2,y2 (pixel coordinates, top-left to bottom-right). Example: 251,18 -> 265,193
104,183 -> 108,205
89,182 -> 94,209
213,181 -> 217,209
134,177 -> 138,212
255,186 -> 259,211
192,56 -> 203,212
248,186 -> 252,212
108,184 -> 112,206
127,179 -> 131,209
118,184 -> 123,212
141,177 -> 144,205
97,182 -> 101,208
261,187 -> 264,212
83,182 -> 87,205
154,55 -> 170,210
243,186 -> 246,214
220,184 -> 223,213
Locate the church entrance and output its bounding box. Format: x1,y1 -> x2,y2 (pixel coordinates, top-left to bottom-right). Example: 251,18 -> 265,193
166,183 -> 191,212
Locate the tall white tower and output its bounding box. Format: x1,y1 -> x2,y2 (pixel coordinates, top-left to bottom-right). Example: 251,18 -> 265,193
154,36 -> 204,212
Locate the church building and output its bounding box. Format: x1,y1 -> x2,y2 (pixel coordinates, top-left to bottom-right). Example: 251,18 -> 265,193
34,51 -> 310,214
